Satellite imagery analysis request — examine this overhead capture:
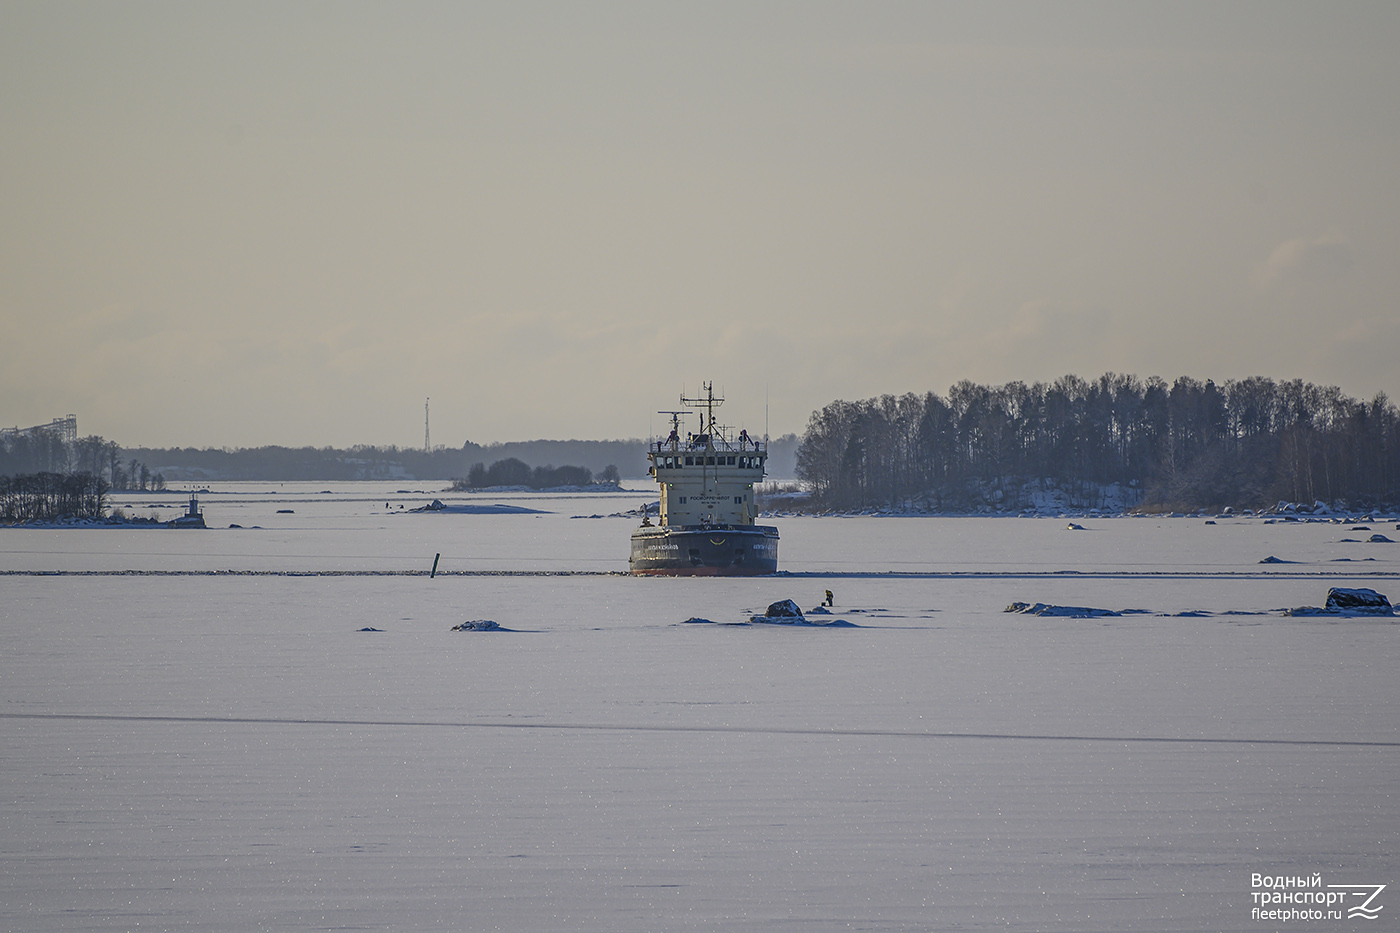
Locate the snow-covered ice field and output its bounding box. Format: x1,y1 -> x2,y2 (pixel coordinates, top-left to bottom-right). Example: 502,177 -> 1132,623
3,482 -> 1397,931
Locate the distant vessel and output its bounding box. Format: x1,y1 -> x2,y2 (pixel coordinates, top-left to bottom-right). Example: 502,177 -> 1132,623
630,383 -> 779,575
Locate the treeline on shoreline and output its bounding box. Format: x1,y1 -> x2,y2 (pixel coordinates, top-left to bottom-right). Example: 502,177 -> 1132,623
449,458 -> 622,490
116,436 -> 802,483
0,432 -> 166,491
796,374 -> 1400,512
2,430 -> 803,488
1,472 -> 109,523
119,439 -> 647,482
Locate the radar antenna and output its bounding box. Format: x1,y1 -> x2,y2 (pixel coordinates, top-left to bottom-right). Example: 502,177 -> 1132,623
656,410 -> 687,449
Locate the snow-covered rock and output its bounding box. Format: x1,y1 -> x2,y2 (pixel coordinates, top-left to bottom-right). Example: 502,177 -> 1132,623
1324,588 -> 1392,614
750,599 -> 805,623
451,619 -> 500,631
1284,588 -> 1394,617
1005,602 -> 1119,618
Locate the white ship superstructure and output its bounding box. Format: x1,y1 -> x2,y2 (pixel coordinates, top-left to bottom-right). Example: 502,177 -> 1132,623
629,383 -> 779,575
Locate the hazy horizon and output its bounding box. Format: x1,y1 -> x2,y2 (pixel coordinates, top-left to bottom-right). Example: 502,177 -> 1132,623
4,2 -> 1398,449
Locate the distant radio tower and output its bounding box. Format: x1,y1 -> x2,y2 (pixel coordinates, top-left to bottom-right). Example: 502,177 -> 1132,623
424,397 -> 431,452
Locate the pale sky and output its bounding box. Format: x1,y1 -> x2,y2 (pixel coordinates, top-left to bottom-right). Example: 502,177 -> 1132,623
3,1 -> 1397,448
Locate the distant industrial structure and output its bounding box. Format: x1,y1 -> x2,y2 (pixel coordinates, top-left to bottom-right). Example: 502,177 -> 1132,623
1,415 -> 77,444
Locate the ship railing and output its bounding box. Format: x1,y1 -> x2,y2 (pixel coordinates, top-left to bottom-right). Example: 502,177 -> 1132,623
649,436 -> 765,455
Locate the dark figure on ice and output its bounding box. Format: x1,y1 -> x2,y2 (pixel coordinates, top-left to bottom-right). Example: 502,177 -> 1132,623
824,589 -> 834,607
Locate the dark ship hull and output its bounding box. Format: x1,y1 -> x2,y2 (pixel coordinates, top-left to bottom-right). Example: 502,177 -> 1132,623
630,524 -> 779,576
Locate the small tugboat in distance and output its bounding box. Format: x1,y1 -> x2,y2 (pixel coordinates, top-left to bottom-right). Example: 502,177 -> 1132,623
630,383 -> 779,575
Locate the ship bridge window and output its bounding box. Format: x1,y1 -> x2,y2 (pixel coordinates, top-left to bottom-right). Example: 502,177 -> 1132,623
685,456 -> 694,466
727,456 -> 735,465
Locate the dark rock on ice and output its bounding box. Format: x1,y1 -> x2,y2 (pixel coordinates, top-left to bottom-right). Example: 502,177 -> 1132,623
744,599 -> 857,626
358,627 -> 383,632
1066,523 -> 1085,530
750,599 -> 805,623
1005,602 -> 1120,618
765,599 -> 804,618
1369,534 -> 1394,543
1324,588 -> 1392,613
451,619 -> 500,631
1259,556 -> 1290,564
413,501 -> 547,515
1284,587 -> 1394,617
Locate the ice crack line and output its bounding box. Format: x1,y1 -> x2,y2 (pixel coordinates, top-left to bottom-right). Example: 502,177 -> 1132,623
3,712 -> 1397,748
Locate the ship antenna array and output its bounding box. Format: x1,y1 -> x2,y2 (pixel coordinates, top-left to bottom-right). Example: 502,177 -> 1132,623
656,410 -> 687,441
680,381 -> 724,436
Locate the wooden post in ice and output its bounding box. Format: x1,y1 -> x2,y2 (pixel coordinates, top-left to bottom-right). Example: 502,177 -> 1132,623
430,553 -> 440,578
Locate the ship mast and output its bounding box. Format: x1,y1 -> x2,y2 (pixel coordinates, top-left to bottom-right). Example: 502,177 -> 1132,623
680,382 -> 723,439
656,410 -> 686,448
